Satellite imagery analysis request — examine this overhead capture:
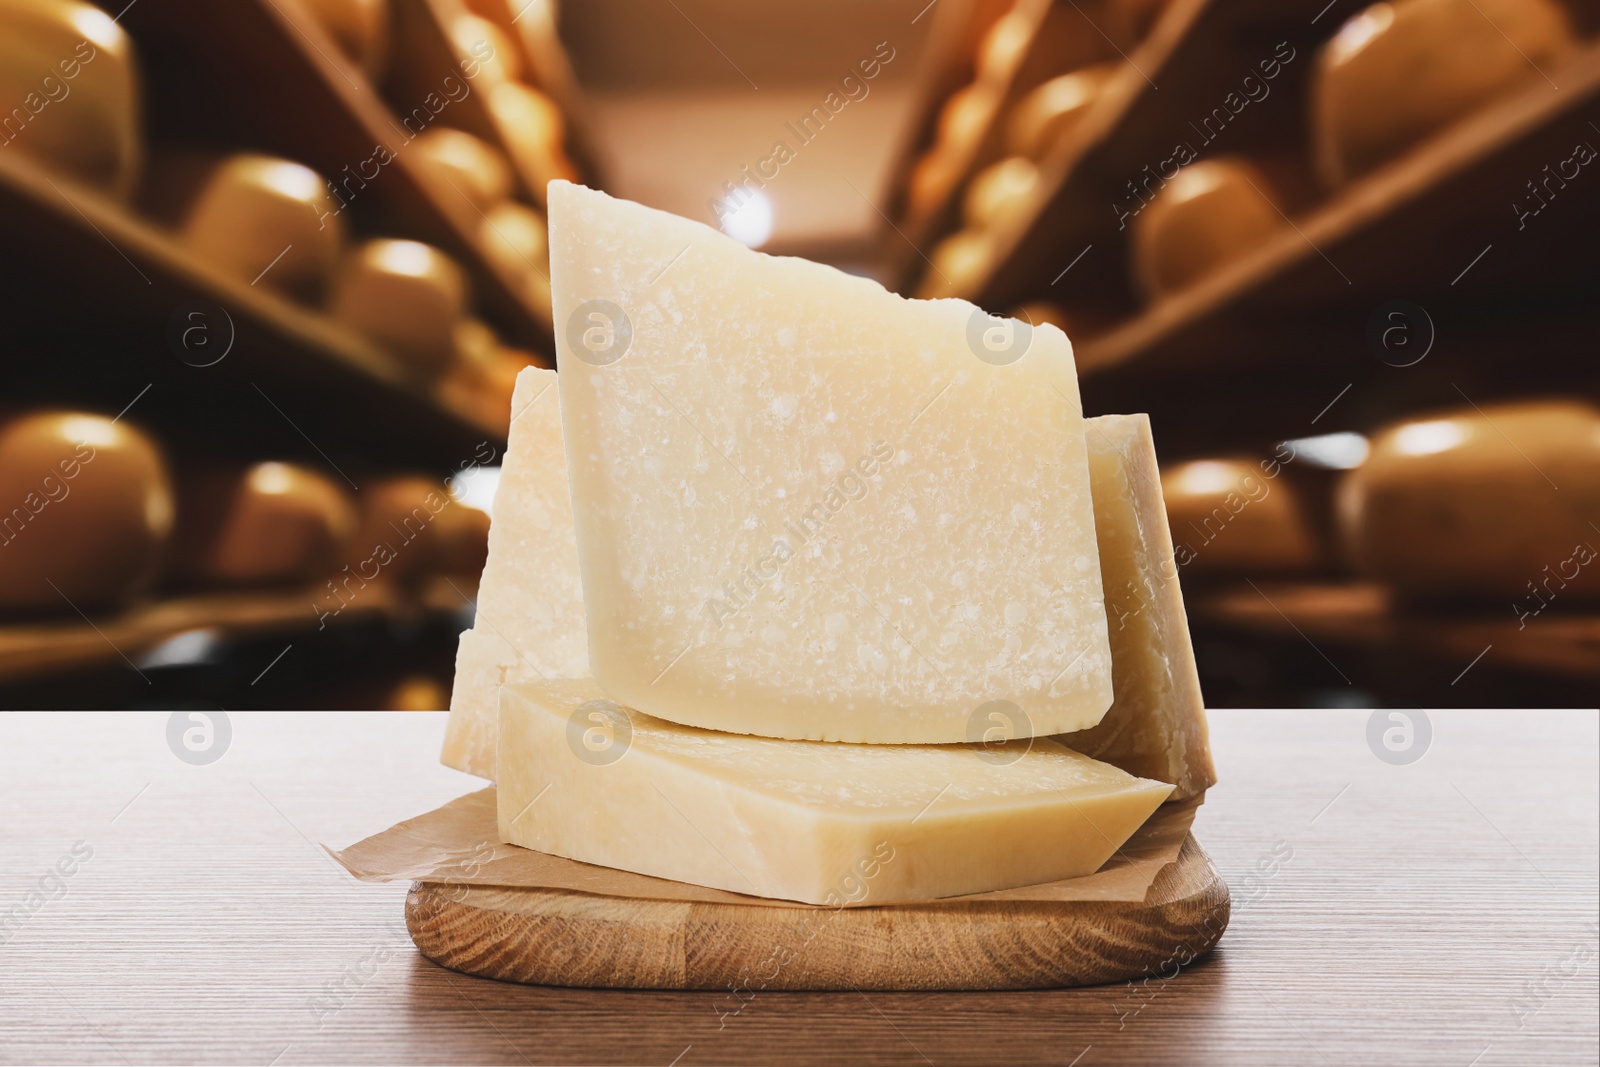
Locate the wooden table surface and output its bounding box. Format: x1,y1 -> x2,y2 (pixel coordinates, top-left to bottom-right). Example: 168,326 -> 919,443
1,710 -> 1595,1066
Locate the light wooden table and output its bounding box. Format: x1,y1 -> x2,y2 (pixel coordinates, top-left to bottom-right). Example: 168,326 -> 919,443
1,710 -> 1595,1066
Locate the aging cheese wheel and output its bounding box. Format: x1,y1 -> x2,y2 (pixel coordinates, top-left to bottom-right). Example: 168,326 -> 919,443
411,127 -> 512,229
0,0 -> 142,198
934,83 -> 993,154
975,9 -> 1032,83
905,146 -> 960,221
1312,0 -> 1572,186
478,200 -> 551,313
1006,64 -> 1116,160
1131,157 -> 1285,299
963,155 -> 1038,230
179,154 -> 345,304
1339,401 -> 1600,601
297,0 -> 389,77
430,500 -> 491,576
332,239 -> 466,377
1162,457 -> 1321,574
917,228 -> 991,298
349,476 -> 453,585
172,463 -> 356,587
451,12 -> 520,83
0,411 -> 173,611
486,82 -> 577,203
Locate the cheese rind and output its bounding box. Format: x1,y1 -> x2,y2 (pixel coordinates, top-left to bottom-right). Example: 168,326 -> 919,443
1060,415 -> 1215,799
443,367 -> 588,777
548,180 -> 1112,744
497,679 -> 1173,904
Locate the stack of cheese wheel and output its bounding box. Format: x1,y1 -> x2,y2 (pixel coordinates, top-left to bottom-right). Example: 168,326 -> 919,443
1130,157 -> 1288,300
1339,400 -> 1600,602
0,0 -> 143,199
168,463 -> 357,589
1161,457 -> 1324,575
1311,0 -> 1573,187
0,411 -> 174,614
444,9 -> 580,205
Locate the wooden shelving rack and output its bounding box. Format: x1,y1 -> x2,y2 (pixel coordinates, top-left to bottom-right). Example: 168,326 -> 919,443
0,0 -> 596,703
878,0 -> 1600,703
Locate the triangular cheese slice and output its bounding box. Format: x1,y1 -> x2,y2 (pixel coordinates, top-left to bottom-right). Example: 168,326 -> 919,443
498,678 -> 1173,904
442,367 -> 588,777
546,180 -> 1112,743
1061,414 -> 1215,799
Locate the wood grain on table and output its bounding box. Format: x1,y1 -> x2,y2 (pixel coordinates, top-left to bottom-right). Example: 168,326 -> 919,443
0,710 -> 1595,1066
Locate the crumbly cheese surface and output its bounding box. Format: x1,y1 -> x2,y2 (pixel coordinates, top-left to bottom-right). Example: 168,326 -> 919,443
547,181 -> 1112,743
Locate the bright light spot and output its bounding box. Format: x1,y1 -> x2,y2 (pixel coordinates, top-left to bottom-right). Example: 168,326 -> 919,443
373,240 -> 437,278
1175,460 -> 1239,496
260,160 -> 322,203
1328,4 -> 1394,66
71,7 -> 122,51
62,415 -> 118,448
138,629 -> 222,670
721,190 -> 773,248
1282,432 -> 1370,470
450,465 -> 501,515
248,462 -> 296,495
1393,420 -> 1468,457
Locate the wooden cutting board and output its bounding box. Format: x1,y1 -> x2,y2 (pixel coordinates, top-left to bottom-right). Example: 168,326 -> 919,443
404,833 -> 1229,990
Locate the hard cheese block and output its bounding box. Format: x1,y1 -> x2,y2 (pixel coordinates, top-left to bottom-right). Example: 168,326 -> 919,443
443,367 -> 589,778
548,180 -> 1112,744
1060,415 -> 1215,800
497,679 -> 1173,905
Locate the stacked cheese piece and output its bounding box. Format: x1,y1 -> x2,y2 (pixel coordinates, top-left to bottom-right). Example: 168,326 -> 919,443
444,182 -> 1214,905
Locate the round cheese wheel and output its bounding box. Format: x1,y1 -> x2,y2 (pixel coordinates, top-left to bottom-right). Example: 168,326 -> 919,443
963,156 -> 1038,230
935,84 -> 993,153
180,154 -> 345,305
1312,0 -> 1572,187
349,476 -> 453,585
411,127 -> 512,228
1162,458 -> 1322,574
477,200 -> 551,312
905,146 -> 961,221
1338,401 -> 1600,600
297,0 -> 389,77
0,0 -> 142,198
332,239 -> 466,376
976,10 -> 1032,83
918,228 -> 991,298
1131,157 -> 1285,299
0,411 -> 173,611
451,13 -> 520,83
487,82 -> 578,203
1006,64 -> 1116,160
172,463 -> 356,587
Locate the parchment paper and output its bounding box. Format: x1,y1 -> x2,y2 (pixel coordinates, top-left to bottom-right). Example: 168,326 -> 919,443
328,787 -> 1200,909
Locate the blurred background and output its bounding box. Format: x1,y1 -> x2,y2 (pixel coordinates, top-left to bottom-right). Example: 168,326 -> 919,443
1,0 -> 1596,710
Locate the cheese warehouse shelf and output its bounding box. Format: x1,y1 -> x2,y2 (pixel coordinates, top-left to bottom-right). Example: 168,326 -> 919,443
388,0 -> 606,190
0,151 -> 497,469
0,577 -> 477,689
119,0 -> 560,356
1195,581 -> 1600,685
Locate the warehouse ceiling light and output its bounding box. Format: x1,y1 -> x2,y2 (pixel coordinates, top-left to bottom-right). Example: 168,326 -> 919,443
721,190 -> 773,248
1281,431 -> 1370,469
1393,420 -> 1468,456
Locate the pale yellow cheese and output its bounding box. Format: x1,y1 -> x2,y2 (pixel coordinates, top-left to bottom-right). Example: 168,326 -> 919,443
1060,415 -> 1214,800
548,180 -> 1112,744
443,367 -> 588,777
498,678 -> 1173,905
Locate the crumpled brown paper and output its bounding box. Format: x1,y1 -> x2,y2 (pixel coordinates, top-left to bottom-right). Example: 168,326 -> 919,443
328,787 -> 1200,909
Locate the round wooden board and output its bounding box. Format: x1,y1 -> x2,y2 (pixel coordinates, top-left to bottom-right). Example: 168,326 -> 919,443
405,834 -> 1230,990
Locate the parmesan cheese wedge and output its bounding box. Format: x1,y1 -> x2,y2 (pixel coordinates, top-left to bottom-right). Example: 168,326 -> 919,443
547,180 -> 1112,744
1062,415 -> 1214,799
497,678 -> 1174,905
443,367 -> 588,778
